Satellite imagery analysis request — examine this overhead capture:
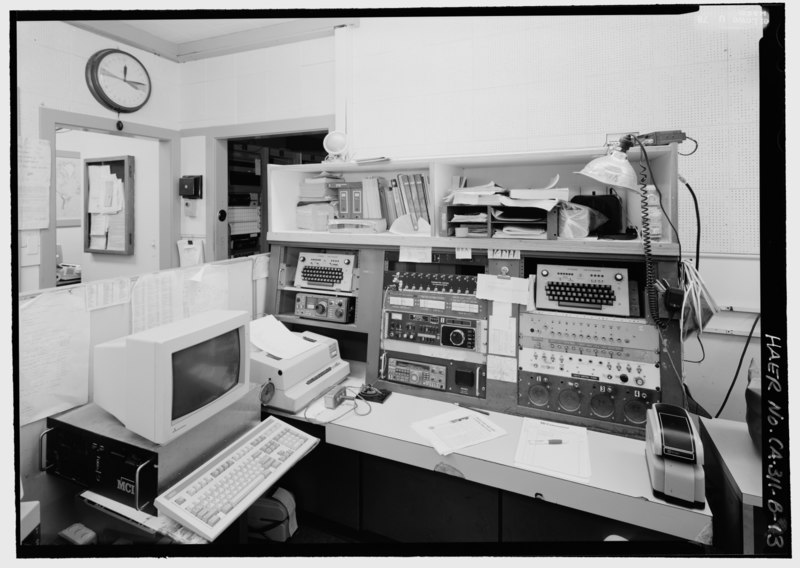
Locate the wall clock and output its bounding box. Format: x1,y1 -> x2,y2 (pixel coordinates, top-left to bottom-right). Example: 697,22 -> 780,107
85,48 -> 152,113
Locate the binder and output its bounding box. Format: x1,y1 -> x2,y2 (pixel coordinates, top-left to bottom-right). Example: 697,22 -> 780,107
397,174 -> 419,230
413,173 -> 430,223
390,179 -> 406,218
338,187 -> 350,218
379,181 -> 398,226
350,187 -> 363,219
362,177 -> 384,219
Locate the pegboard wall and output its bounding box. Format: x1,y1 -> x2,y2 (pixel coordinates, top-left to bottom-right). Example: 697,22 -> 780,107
348,6 -> 766,256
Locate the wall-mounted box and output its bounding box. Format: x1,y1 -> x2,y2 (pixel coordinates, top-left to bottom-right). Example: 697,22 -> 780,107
83,156 -> 134,255
179,175 -> 203,199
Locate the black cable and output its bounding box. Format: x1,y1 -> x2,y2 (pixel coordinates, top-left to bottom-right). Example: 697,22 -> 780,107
682,180 -> 701,270
679,136 -> 699,156
684,333 -> 706,364
714,314 -> 760,418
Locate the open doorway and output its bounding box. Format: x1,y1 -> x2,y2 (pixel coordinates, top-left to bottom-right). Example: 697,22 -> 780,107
224,132 -> 327,258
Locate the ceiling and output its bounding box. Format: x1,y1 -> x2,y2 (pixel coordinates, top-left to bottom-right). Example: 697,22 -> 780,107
69,17 -> 359,63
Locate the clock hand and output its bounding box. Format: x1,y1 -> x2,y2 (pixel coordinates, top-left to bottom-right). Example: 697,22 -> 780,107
98,68 -> 147,89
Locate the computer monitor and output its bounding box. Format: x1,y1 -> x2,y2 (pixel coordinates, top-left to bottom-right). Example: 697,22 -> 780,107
93,310 -> 251,445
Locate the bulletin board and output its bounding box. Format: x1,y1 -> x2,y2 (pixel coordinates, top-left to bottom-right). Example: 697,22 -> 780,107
84,155 -> 135,255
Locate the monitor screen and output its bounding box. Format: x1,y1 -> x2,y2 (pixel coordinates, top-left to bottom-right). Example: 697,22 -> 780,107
171,328 -> 241,421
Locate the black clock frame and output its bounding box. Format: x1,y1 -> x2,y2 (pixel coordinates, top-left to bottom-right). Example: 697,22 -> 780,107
85,48 -> 152,113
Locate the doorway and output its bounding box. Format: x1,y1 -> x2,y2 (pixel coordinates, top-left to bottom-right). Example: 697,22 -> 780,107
220,132 -> 327,259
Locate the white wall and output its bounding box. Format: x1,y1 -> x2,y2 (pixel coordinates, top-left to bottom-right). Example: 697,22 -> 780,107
56,130 -> 161,282
347,9 -> 763,302
178,37 -> 335,129
15,21 -> 182,290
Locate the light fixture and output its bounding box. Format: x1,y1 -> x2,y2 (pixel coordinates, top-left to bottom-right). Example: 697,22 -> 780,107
322,130 -> 348,162
577,134 -> 639,191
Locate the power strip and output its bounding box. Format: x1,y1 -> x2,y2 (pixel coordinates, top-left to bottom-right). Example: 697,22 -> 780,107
324,386 -> 349,409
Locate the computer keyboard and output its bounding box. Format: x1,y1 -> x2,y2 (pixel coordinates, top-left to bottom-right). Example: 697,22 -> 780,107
155,416 -> 318,541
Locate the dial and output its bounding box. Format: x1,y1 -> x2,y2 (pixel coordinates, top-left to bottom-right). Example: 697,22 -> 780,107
449,329 -> 466,346
86,49 -> 152,113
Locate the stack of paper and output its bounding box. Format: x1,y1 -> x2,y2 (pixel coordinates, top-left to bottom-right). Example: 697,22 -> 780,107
411,409 -> 506,456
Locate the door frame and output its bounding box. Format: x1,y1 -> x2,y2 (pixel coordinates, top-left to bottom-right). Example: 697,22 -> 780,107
38,108 -> 181,290
181,115 -> 334,261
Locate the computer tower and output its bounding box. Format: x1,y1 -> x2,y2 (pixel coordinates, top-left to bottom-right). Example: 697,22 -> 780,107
43,387 -> 261,515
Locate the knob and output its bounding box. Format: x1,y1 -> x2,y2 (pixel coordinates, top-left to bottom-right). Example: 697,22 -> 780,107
541,269 -> 549,277
315,303 -> 327,315
619,374 -> 629,383
635,377 -> 644,386
300,256 -> 306,262
335,309 -> 343,318
218,210 -> 227,221
344,259 -> 351,265
615,273 -> 624,281
449,329 -> 466,346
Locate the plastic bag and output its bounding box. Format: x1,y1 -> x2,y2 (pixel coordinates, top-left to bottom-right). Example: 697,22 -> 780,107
558,202 -> 608,238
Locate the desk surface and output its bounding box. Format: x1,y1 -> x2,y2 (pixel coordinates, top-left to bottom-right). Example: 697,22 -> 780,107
700,418 -> 762,507
326,391 -> 713,544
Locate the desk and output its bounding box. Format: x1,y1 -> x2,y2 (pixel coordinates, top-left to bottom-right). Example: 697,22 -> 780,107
326,391 -> 713,544
700,418 -> 763,554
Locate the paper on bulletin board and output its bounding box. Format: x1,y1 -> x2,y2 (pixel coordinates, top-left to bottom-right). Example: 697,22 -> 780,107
19,230 -> 41,267
476,273 -> 531,305
177,239 -> 205,267
488,314 -> 517,356
131,271 -> 182,333
105,211 -> 127,251
183,263 -> 229,317
19,288 -> 90,425
17,138 -> 51,230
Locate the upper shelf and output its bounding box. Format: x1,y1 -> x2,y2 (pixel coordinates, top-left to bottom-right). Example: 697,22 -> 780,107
267,145 -> 680,256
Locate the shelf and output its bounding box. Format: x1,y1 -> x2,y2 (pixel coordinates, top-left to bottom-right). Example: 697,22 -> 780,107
279,286 -> 358,297
275,313 -> 361,332
268,231 -> 681,258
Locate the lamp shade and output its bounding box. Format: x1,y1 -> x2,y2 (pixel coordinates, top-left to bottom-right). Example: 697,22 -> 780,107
577,150 -> 639,191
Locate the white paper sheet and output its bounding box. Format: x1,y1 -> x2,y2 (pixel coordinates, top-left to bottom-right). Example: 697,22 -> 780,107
250,315 -> 314,359
131,271 -> 182,333
85,278 -> 131,311
105,210 -> 127,251
487,354 -> 518,383
488,314 -> 517,356
183,264 -> 228,317
412,409 -> 506,456
252,253 -> 270,279
177,239 -> 205,267
476,273 -> 531,305
89,213 -> 109,236
18,138 -> 52,229
514,418 -> 592,483
19,289 -> 90,425
455,247 -> 472,260
399,245 -> 432,263
19,230 -> 41,267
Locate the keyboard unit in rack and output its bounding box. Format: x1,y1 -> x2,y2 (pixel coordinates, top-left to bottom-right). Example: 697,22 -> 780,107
294,252 -> 355,291
155,416 -> 318,541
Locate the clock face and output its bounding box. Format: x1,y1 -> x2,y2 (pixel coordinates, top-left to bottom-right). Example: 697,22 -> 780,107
86,49 -> 152,113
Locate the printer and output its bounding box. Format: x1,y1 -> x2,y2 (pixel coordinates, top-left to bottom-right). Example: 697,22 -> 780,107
645,403 -> 705,508
250,330 -> 350,413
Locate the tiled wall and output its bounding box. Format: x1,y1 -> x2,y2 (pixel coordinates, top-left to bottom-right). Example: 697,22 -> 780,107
348,8 -> 764,258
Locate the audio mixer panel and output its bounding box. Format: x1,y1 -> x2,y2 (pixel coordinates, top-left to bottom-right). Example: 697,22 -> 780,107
517,310 -> 662,431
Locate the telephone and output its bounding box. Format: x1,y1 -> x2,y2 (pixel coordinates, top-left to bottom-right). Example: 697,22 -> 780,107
645,403 -> 705,508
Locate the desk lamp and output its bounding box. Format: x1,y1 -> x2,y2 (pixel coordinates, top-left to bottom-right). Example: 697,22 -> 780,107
577,134 -> 639,191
